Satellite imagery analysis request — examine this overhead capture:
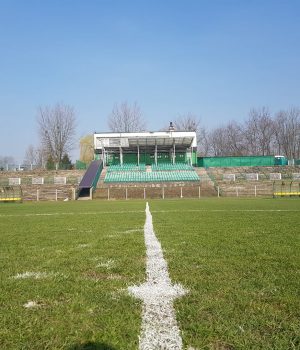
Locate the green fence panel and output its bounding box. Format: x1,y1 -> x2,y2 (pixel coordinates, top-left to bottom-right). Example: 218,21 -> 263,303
198,156 -> 275,167
76,160 -> 87,170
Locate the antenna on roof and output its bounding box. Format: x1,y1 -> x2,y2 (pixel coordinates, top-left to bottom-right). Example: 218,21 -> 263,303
169,121 -> 175,131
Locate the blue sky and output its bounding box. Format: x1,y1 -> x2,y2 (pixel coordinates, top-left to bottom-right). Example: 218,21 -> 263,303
1,0 -> 300,162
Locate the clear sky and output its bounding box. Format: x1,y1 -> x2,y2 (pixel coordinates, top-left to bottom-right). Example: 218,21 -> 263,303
1,0 -> 300,163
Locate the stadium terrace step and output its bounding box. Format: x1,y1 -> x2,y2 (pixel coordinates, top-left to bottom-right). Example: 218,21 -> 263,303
107,163 -> 146,172
104,170 -> 200,183
104,163 -> 200,183
97,167 -> 107,186
195,168 -> 216,192
94,183 -> 216,199
205,165 -> 300,182
20,184 -> 75,201
151,163 -> 194,171
0,170 -> 85,187
219,183 -> 274,197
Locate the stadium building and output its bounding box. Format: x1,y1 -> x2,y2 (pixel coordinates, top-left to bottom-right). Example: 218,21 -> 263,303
76,124 -> 201,198
93,126 -> 198,166
76,124 -> 294,200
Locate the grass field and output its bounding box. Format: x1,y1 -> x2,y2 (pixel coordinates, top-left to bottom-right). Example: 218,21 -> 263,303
0,198 -> 299,349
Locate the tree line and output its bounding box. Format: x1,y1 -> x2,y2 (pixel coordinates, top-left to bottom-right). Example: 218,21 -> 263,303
9,102 -> 300,169
105,103 -> 300,159
198,107 -> 300,159
24,103 -> 76,169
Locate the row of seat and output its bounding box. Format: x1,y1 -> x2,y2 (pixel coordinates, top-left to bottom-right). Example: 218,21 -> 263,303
151,163 -> 194,171
107,163 -> 194,172
107,163 -> 146,172
104,171 -> 200,183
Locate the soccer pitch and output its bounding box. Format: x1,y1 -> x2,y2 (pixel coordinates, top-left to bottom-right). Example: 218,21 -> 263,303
1,198 -> 299,349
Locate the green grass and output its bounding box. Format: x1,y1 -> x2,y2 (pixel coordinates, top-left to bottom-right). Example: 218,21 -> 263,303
1,198 -> 300,349
150,198 -> 300,349
0,201 -> 146,350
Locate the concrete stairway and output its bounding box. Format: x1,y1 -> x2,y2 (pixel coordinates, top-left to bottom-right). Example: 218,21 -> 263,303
196,168 -> 215,186
97,167 -> 107,186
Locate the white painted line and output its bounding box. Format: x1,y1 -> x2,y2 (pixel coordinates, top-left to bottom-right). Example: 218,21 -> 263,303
12,271 -> 57,279
128,202 -> 187,350
151,209 -> 300,213
0,210 -> 144,218
1,209 -> 298,219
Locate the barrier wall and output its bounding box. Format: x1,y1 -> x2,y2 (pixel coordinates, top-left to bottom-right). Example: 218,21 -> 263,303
197,156 -> 275,168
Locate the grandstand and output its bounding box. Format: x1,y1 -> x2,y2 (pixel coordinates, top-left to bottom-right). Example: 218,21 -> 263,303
93,129 -> 200,185
0,164 -> 298,200
1,126 -> 298,200
104,163 -> 199,183
0,169 -> 84,201
204,166 -> 300,197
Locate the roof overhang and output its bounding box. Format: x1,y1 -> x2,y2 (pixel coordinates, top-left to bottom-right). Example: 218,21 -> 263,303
94,131 -> 197,150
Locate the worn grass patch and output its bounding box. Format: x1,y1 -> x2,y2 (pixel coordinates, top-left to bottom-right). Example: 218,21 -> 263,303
0,200 -> 145,350
150,198 -> 300,349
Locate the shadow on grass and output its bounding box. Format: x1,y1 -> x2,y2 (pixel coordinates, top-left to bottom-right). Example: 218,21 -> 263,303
68,341 -> 117,350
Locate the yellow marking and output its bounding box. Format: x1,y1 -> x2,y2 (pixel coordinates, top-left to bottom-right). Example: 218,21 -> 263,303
274,192 -> 300,196
0,197 -> 22,202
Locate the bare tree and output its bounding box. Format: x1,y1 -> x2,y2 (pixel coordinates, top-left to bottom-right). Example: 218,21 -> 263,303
24,145 -> 46,167
197,126 -> 210,156
244,107 -> 275,156
208,127 -> 228,156
173,113 -> 208,155
108,101 -> 146,132
37,103 -> 76,166
174,113 -> 200,132
0,156 -> 15,170
35,147 -> 47,167
193,106 -> 300,159
206,121 -> 245,157
24,145 -> 37,165
225,121 -> 246,155
274,107 -> 300,158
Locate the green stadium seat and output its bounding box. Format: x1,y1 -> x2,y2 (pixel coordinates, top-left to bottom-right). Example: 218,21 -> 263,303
104,165 -> 200,183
